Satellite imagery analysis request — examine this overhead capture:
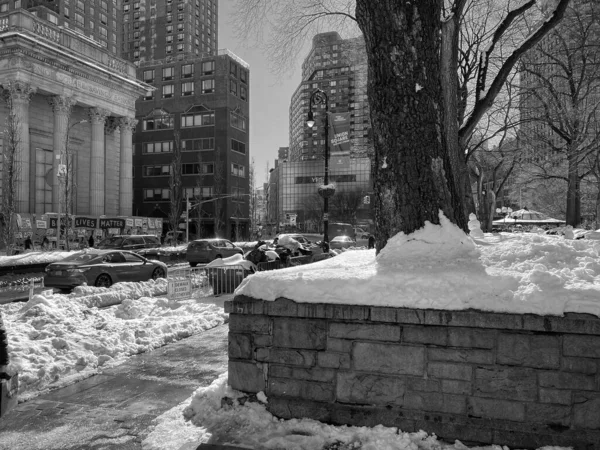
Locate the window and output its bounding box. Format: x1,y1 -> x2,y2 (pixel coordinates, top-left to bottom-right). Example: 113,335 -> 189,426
99,26 -> 108,38
240,86 -> 247,101
181,82 -> 194,96
144,189 -> 170,201
143,113 -> 174,131
143,141 -> 173,153
240,69 -> 247,84
166,44 -> 173,53
64,6 -> 70,18
143,165 -> 172,177
143,90 -> 154,100
101,0 -> 108,11
231,139 -> 246,155
182,138 -> 214,151
230,112 -> 246,131
100,12 -> 107,24
166,25 -> 173,33
177,43 -> 184,52
0,4 -> 8,12
201,60 -> 214,75
77,0 -> 85,9
162,84 -> 174,98
166,13 -> 172,22
186,186 -> 213,198
201,79 -> 214,94
232,187 -> 245,200
229,80 -> 237,96
181,64 -> 194,78
231,163 -> 245,177
177,13 -> 184,21
75,12 -> 84,26
134,1 -> 140,9
162,67 -> 174,80
47,13 -> 58,24
181,111 -> 215,127
182,163 -> 214,175
177,32 -> 184,41
166,35 -> 173,43
177,22 -> 184,31
230,61 -> 237,77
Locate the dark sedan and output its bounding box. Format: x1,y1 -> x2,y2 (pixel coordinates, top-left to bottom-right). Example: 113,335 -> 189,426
44,249 -> 168,289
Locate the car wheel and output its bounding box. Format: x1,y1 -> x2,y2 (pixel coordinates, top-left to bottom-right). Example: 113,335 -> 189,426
189,262 -> 198,267
95,274 -> 113,288
152,267 -> 166,279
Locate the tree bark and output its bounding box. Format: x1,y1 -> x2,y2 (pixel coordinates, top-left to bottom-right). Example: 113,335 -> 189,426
355,0 -> 467,252
566,149 -> 580,226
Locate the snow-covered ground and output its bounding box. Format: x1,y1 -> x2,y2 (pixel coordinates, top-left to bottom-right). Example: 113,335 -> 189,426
2,214 -> 597,449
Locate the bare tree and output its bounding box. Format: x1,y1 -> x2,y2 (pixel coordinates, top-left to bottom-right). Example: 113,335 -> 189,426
301,193 -> 325,233
248,158 -> 257,237
213,149 -> 225,238
329,187 -> 364,224
168,130 -> 183,239
0,92 -> 21,255
517,1 -> 600,226
233,0 -> 571,251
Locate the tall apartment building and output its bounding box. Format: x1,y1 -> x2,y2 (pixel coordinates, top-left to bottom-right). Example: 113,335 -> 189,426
122,0 -> 251,240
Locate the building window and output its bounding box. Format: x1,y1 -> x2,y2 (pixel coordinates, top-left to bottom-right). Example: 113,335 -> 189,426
201,60 -> 214,75
166,25 -> 173,33
232,187 -> 245,200
181,64 -> 194,78
0,4 -> 8,12
47,13 -> 58,24
231,163 -> 245,177
162,67 -> 174,80
201,79 -> 214,94
64,6 -> 70,18
143,141 -> 173,153
182,137 -> 214,151
177,32 -> 184,41
143,114 -> 174,131
229,80 -> 237,96
181,111 -> 215,127
182,163 -> 214,175
240,69 -> 247,84
162,84 -> 174,98
144,189 -> 170,201
143,69 -> 155,83
231,139 -> 246,155
100,12 -> 107,24
166,35 -> 173,43
230,61 -> 237,77
240,86 -> 247,101
75,12 -> 84,26
166,44 -> 173,53
77,0 -> 85,10
177,13 -> 184,21
143,165 -> 172,177
181,82 -> 194,96
143,90 -> 154,101
177,22 -> 184,31
177,43 -> 184,52
230,112 -> 246,131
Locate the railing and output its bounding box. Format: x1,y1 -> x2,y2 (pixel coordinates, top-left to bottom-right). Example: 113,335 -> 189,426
167,264 -> 253,297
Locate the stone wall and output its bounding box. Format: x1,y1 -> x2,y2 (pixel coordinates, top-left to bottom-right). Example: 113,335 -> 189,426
225,296 -> 600,449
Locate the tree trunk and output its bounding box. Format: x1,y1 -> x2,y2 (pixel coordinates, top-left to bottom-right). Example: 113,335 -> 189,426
566,150 -> 580,226
356,0 -> 467,252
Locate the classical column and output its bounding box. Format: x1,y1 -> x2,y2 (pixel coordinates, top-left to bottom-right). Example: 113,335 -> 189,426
47,95 -> 76,212
118,117 -> 138,216
2,81 -> 37,213
88,107 -> 109,216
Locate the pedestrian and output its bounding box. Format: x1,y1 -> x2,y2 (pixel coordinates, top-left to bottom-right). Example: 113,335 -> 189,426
42,236 -> 50,251
24,236 -> 32,250
368,234 -> 375,249
88,234 -> 95,248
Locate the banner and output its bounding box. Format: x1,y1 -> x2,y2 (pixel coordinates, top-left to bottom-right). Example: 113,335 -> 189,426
126,218 -> 134,227
134,218 -> 143,227
49,217 -> 73,228
328,112 -> 351,153
75,217 -> 98,228
99,218 -> 126,229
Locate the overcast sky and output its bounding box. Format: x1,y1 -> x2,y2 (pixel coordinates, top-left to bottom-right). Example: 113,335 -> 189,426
218,1 -> 306,187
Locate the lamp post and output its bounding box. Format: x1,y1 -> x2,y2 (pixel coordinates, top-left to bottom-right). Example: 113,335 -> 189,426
307,88 -> 331,244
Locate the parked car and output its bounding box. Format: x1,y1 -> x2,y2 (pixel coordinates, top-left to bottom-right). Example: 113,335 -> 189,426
96,235 -> 161,252
186,239 -> 244,267
354,227 -> 371,239
329,235 -> 357,250
44,249 -> 168,289
276,233 -> 311,246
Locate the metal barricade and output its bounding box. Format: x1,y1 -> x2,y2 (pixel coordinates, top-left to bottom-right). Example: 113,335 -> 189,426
166,266 -> 208,300
204,264 -> 252,296
256,260 -> 282,272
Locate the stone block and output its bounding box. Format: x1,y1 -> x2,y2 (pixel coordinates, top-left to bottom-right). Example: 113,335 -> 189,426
539,388 -> 572,405
424,310 -> 524,330
560,357 -> 597,374
497,333 -> 560,369
324,304 -> 370,321
428,348 -> 494,364
353,343 -> 425,376
228,315 -> 271,334
428,362 -> 472,381
447,328 -> 495,349
228,333 -> 252,360
269,377 -> 334,402
474,367 -> 537,401
329,323 -> 400,342
396,308 -> 427,324
317,352 -> 350,369
572,392 -> 600,429
330,403 -> 416,430
469,397 -> 525,422
538,372 -> 596,391
224,300 -> 233,314
229,296 -> 265,315
253,334 -> 273,347
267,397 -> 331,422
228,361 -> 264,393
266,298 -> 298,316
256,348 -> 316,367
403,326 -> 448,346
440,380 -> 472,395
269,365 -> 335,383
272,318 -> 327,350
336,372 -> 405,405
370,307 -> 397,323
296,303 -> 327,319
548,314 -> 600,335
404,392 -> 466,415
525,403 -> 571,426
563,335 -> 600,358
405,376 -> 441,393
326,337 -> 352,353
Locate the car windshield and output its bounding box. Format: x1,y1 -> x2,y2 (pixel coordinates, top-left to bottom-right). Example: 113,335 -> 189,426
98,237 -> 123,247
59,252 -> 102,263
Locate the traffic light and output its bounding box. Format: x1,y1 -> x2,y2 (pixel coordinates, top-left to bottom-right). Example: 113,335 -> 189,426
363,195 -> 370,205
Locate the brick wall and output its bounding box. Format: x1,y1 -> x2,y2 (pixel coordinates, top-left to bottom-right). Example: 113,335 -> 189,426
225,296 -> 600,449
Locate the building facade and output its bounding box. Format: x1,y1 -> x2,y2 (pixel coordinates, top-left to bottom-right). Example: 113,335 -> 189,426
0,6 -> 148,219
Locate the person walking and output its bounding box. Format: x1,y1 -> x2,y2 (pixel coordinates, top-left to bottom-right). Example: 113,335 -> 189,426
42,236 -> 50,251
368,234 -> 375,249
24,236 -> 32,251
88,234 -> 95,248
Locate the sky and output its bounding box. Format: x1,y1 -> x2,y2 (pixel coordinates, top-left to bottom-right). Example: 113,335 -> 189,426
218,1 -> 307,187
1,217 -> 598,448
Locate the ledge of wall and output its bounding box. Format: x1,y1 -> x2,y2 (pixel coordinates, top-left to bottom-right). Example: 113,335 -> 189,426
225,296 -> 600,449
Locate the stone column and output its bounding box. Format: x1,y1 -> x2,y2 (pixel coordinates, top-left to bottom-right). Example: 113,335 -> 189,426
47,95 -> 76,213
2,81 -> 37,213
88,108 -> 109,216
118,117 -> 138,216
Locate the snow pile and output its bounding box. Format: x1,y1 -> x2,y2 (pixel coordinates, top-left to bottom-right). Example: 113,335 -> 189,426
72,278 -> 168,308
236,212 -> 600,317
0,250 -> 73,267
2,287 -> 227,399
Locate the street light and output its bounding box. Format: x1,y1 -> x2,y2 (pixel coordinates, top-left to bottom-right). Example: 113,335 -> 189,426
56,119 -> 87,249
306,88 -> 331,244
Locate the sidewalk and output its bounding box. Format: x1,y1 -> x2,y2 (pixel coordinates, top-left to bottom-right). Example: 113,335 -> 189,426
0,323 -> 230,450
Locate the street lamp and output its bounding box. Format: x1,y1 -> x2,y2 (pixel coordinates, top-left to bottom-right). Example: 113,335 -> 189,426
306,88 -> 331,244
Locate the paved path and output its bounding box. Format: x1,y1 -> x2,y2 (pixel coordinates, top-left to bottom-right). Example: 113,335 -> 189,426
0,324 -> 229,450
